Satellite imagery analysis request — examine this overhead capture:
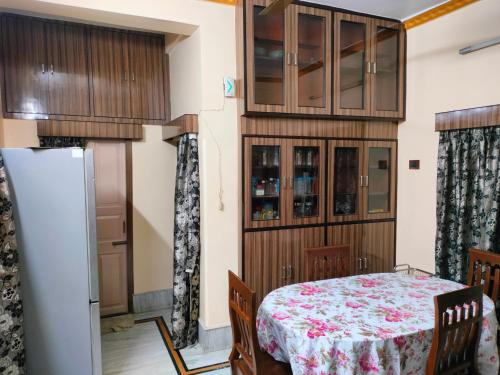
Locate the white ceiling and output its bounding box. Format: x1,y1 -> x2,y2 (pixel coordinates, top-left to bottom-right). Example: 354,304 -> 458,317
301,0 -> 448,20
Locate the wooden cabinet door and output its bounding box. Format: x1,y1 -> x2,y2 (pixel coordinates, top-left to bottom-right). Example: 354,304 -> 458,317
286,139 -> 325,226
2,15 -> 48,114
244,137 -> 288,229
46,22 -> 91,116
362,141 -> 397,220
289,5 -> 331,115
290,227 -> 324,283
369,19 -> 405,119
333,13 -> 371,117
90,28 -> 131,118
327,224 -> 363,275
129,33 -> 166,120
328,140 -> 364,223
362,221 -> 395,274
245,0 -> 292,113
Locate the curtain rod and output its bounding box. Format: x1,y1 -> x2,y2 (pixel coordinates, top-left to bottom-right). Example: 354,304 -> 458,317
459,36 -> 500,55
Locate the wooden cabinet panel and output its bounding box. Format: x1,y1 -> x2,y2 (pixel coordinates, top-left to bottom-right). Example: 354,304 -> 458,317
129,33 -> 166,120
363,221 -> 395,274
290,5 -> 332,115
90,28 -> 131,118
327,224 -> 363,275
46,22 -> 91,116
244,137 -> 288,229
244,226 -> 324,305
2,15 -> 48,114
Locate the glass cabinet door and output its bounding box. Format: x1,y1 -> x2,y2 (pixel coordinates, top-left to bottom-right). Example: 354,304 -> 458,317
246,0 -> 289,112
333,13 -> 370,116
371,19 -> 404,118
292,6 -> 331,114
328,141 -> 363,222
245,138 -> 286,228
287,140 -> 324,225
363,142 -> 396,219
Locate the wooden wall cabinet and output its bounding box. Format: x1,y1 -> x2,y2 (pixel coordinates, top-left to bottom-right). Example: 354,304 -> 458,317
333,13 -> 405,118
1,14 -> 169,124
245,0 -> 332,115
1,15 -> 90,116
328,140 -> 396,222
244,137 -> 325,229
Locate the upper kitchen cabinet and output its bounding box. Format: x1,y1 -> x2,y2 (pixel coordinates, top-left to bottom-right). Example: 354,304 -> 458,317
90,29 -> 131,119
245,1 -> 331,115
2,15 -> 49,115
333,13 -> 405,119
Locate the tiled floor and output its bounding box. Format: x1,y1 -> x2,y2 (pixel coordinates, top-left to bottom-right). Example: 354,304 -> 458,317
101,309 -> 231,375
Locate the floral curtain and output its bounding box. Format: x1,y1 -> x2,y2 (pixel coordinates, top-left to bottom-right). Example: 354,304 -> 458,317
39,137 -> 86,148
435,126 -> 500,283
0,153 -> 25,374
171,134 -> 200,349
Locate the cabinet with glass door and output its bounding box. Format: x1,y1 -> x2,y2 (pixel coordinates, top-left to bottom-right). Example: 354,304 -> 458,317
286,139 -> 325,225
244,138 -> 287,228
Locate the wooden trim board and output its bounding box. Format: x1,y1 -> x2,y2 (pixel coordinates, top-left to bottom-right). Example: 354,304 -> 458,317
37,120 -> 143,139
404,0 -> 478,30
435,104 -> 500,132
163,114 -> 199,144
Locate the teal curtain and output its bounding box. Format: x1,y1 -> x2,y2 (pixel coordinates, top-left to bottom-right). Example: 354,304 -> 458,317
435,126 -> 500,283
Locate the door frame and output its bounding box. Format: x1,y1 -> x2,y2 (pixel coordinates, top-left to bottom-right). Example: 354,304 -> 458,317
125,140 -> 134,313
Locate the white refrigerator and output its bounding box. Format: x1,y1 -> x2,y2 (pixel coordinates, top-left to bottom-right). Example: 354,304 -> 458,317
1,148 -> 102,375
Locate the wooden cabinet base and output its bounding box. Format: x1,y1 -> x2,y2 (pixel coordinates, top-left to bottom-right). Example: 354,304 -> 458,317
37,120 -> 143,140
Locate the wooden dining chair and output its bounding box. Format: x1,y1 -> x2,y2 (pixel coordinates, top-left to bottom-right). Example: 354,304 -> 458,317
426,285 -> 483,375
304,245 -> 350,282
467,248 -> 500,303
227,271 -> 292,375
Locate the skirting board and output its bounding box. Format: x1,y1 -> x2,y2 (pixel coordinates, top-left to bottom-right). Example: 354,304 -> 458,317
198,321 -> 232,352
133,289 -> 173,313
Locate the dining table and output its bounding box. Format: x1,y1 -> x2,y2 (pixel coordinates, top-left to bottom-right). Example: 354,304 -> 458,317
256,272 -> 499,375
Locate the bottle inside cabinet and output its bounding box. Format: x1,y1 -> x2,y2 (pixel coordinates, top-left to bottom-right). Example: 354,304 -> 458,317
293,146 -> 319,218
333,147 -> 359,215
251,145 -> 281,221
367,147 -> 390,213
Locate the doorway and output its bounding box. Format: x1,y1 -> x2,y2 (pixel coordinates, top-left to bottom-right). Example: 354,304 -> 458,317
88,140 -> 132,316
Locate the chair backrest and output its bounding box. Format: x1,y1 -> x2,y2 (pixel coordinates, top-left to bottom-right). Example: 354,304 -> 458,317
228,270 -> 262,375
426,285 -> 483,375
467,248 -> 500,303
304,245 -> 350,282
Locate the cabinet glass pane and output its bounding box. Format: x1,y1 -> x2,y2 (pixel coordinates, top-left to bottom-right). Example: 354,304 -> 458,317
298,14 -> 325,108
368,147 -> 391,213
334,147 -> 358,215
253,6 -> 285,105
293,146 -> 319,218
251,145 -> 281,221
339,21 -> 366,109
375,27 -> 399,111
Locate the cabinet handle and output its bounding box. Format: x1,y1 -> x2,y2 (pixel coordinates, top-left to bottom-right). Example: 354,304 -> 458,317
364,176 -> 369,187
366,61 -> 371,74
42,64 -> 45,74
360,175 -> 364,187
50,64 -> 54,75
124,71 -> 128,81
287,52 -> 293,66
358,258 -> 363,271
132,72 -> 135,81
287,265 -> 292,279
372,62 -> 377,74
293,53 -> 298,66
364,257 -> 368,270
289,176 -> 294,190
282,266 -> 287,280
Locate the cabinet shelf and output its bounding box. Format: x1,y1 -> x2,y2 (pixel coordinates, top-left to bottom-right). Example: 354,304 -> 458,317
252,194 -> 279,199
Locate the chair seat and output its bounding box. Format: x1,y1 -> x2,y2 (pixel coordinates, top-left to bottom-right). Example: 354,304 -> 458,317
232,352 -> 292,375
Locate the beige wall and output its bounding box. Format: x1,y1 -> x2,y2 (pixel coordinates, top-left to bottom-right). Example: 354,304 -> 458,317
397,0 -> 500,272
0,120 -> 39,148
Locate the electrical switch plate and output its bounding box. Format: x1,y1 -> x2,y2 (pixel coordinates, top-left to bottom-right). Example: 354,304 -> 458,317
223,77 -> 235,97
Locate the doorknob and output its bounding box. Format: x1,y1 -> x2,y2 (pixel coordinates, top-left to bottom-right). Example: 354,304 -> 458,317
112,240 -> 128,246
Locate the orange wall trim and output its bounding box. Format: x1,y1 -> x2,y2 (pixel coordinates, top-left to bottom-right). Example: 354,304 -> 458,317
205,0 -> 238,5
404,0 -> 477,29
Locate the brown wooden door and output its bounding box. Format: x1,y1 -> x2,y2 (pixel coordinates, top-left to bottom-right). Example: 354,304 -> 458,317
88,141 -> 128,316
90,28 -> 131,118
129,33 -> 166,120
333,13 -> 371,117
245,0 -> 292,113
327,224 -> 363,275
362,141 -> 397,220
369,19 -> 405,119
46,22 -> 91,116
2,15 -> 48,114
328,140 -> 364,223
362,221 -> 395,274
286,139 -> 325,226
244,137 -> 288,229
289,5 -> 331,115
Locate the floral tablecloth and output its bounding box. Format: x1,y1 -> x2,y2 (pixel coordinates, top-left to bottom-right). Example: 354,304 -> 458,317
257,273 -> 499,375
